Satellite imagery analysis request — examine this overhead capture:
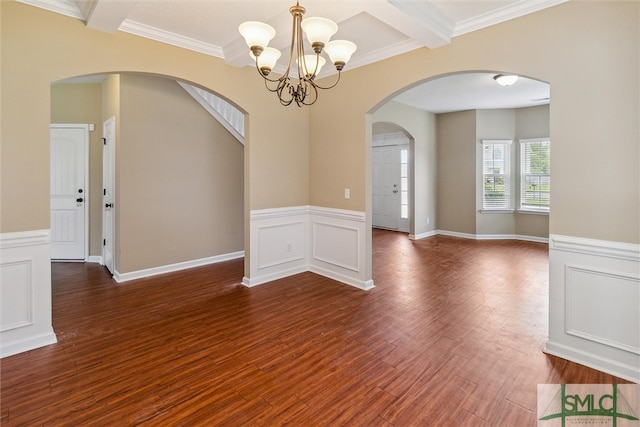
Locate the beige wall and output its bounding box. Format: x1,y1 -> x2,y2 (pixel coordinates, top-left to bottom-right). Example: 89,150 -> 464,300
475,109 -> 517,235
473,106 -> 550,238
49,75 -> 245,272
310,1 -> 639,244
515,105 -> 551,238
1,1 -> 309,277
117,74 -> 243,272
50,83 -> 104,256
437,110 -> 477,234
1,1 -> 638,283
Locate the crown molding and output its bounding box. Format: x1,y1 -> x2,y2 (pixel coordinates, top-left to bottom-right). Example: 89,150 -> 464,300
453,0 -> 570,37
16,0 -> 83,20
119,20 -> 224,58
16,0 -> 224,58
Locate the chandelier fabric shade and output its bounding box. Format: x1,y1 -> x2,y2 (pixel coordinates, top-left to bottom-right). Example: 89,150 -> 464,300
238,1 -> 357,106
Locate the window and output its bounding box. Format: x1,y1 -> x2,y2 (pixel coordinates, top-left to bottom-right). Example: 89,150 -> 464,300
482,140 -> 512,210
400,148 -> 409,219
520,138 -> 550,212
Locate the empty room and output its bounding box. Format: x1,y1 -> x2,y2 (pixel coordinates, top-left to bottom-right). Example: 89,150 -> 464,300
1,0 -> 638,425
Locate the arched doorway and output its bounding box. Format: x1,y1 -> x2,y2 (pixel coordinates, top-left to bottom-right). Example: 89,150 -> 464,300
371,122 -> 413,233
368,71 -> 550,243
50,72 -> 246,280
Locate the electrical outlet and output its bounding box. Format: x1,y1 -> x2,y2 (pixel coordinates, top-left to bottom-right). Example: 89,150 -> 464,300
344,188 -> 350,199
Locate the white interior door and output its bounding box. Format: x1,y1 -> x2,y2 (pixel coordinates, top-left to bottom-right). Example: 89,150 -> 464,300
374,145 -> 399,230
50,125 -> 88,260
102,117 -> 116,275
372,134 -> 410,232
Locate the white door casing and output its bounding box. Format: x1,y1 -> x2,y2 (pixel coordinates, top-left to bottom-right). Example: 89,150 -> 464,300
102,117 -> 116,275
50,125 -> 89,260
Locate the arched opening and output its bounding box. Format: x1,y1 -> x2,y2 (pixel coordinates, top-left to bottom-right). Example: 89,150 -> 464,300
369,71 -> 550,237
367,70 -> 550,285
50,72 -> 246,280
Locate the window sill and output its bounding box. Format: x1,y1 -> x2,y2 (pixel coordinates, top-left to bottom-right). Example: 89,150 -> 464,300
480,209 -> 515,214
517,209 -> 549,216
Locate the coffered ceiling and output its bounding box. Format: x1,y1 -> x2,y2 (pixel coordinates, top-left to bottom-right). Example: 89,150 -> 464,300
25,0 -> 560,112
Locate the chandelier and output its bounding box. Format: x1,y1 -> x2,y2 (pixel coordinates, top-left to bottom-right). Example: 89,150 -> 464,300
239,1 -> 357,107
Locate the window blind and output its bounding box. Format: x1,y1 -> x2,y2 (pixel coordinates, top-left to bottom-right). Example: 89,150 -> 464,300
520,138 -> 550,211
482,140 -> 512,210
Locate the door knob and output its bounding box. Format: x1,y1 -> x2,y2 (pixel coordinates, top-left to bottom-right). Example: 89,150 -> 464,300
105,203 -> 113,208
76,197 -> 84,202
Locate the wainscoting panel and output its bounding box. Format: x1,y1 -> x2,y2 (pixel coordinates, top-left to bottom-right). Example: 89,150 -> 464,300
257,222 -> 306,270
309,207 -> 373,290
244,206 -> 310,287
565,264 -> 639,355
312,222 -> 359,272
546,234 -> 640,382
245,206 -> 373,290
0,229 -> 57,358
0,259 -> 33,332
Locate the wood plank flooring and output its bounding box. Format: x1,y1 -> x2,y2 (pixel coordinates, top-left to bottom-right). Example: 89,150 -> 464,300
1,230 -> 630,425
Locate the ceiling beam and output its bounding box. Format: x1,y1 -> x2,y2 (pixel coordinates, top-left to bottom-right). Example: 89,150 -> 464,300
78,0 -> 139,33
224,0 -> 453,69
375,0 -> 453,49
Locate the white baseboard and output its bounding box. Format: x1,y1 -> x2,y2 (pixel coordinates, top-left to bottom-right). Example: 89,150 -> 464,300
87,255 -> 103,264
544,340 -> 639,383
0,331 -> 57,358
476,233 -> 549,243
435,230 -> 477,240
114,251 -> 244,283
409,230 -> 437,240
310,264 -> 375,290
241,265 -> 307,288
419,229 -> 549,243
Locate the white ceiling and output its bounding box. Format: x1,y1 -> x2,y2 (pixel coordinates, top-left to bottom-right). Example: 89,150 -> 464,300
27,0 -> 559,112
393,72 -> 550,113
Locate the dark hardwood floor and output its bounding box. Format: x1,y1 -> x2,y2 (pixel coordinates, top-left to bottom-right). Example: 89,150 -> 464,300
1,230 -> 629,425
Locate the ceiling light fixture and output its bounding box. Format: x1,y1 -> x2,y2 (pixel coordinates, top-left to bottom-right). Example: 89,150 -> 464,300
239,1 -> 357,107
493,74 -> 519,87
